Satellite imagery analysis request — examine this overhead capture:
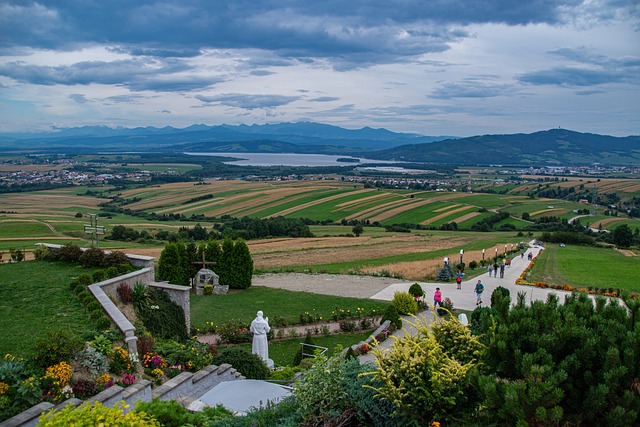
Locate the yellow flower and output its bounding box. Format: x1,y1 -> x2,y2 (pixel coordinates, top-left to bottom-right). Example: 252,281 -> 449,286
151,368 -> 164,378
0,381 -> 9,395
44,362 -> 72,386
96,373 -> 111,387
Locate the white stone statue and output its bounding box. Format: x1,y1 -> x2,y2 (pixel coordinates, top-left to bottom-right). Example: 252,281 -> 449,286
250,311 -> 271,364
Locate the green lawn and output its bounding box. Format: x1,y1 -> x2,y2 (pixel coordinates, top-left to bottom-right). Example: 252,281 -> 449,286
528,244 -> 640,291
0,261 -> 98,356
190,286 -> 388,328
233,331 -> 372,367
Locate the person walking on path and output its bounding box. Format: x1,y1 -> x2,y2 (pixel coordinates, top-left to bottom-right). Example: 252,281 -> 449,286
434,287 -> 443,307
455,271 -> 463,289
488,263 -> 493,278
499,262 -> 505,278
474,280 -> 484,306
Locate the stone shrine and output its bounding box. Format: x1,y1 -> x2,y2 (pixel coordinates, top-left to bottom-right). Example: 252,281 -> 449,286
194,268 -> 228,295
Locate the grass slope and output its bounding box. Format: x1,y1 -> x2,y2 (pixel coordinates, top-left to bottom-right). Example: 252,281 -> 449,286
0,261 -> 96,355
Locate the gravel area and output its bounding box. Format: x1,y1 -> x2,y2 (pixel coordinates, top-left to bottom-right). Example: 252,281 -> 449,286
251,273 -> 403,298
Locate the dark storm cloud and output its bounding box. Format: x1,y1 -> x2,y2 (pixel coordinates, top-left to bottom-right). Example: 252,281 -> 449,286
4,0 -> 622,62
194,93 -> 299,109
0,59 -> 223,91
107,46 -> 202,58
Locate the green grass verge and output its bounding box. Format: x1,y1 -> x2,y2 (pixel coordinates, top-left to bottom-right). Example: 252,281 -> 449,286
527,244 -> 640,291
0,261 -> 98,356
190,286 -> 388,328
233,331 -> 372,367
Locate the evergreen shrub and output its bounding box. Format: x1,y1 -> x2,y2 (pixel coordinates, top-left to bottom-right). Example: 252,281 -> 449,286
90,309 -> 103,321
79,247 -> 105,268
91,270 -> 105,283
77,273 -> 92,286
105,266 -> 119,279
57,243 -> 82,262
212,347 -> 270,380
408,283 -> 423,297
391,291 -> 418,315
381,304 -> 402,329
135,288 -> 188,341
95,317 -> 111,330
103,251 -> 131,268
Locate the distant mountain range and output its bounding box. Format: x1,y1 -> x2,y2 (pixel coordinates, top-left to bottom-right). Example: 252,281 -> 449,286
0,123 -> 638,166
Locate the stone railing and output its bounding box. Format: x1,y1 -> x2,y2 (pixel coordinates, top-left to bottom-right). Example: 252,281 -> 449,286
87,269 -> 154,357
0,364 -> 245,427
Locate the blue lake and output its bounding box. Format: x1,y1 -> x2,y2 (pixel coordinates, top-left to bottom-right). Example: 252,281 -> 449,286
184,152 -> 392,167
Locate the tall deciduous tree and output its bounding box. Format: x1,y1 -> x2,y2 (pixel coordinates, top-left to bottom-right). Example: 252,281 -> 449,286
613,224 -> 633,248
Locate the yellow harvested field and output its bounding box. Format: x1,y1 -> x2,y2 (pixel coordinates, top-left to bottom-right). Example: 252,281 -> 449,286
529,208 -> 563,216
421,205 -> 472,225
433,204 -> 460,213
364,244 -> 514,281
267,189 -> 372,217
335,192 -> 392,209
0,193 -> 102,213
250,235 -> 462,268
449,211 -> 481,224
368,198 -> 438,223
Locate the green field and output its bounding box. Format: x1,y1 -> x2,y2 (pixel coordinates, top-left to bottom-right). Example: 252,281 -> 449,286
0,261 -> 97,355
528,244 -> 640,291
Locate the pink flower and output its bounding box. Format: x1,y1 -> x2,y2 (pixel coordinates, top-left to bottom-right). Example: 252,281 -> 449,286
122,374 -> 135,385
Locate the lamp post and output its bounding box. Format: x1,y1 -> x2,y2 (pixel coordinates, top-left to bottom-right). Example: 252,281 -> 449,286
495,247 -> 498,261
482,248 -> 485,261
460,249 -> 464,265
504,244 -> 507,255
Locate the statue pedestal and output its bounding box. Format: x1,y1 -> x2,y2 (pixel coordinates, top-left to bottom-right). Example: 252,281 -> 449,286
266,358 -> 274,369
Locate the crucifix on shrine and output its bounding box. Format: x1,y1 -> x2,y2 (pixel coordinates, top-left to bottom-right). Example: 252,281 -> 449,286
192,253 -> 226,295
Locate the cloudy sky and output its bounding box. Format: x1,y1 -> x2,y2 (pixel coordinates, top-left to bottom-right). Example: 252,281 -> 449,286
0,0 -> 638,136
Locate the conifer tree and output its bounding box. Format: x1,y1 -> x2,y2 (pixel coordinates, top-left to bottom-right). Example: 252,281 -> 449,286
217,238 -> 235,287
229,238 -> 253,289
157,242 -> 183,285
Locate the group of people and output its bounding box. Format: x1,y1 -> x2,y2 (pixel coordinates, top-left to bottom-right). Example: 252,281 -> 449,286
488,260 -> 509,278
439,251 -> 528,308
433,280 -> 485,307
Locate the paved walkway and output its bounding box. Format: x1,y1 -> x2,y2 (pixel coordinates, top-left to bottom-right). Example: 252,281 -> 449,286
368,243 -> 570,311
358,241 -> 581,364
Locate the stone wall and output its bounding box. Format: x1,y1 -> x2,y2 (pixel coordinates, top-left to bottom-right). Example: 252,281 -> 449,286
0,365 -> 245,427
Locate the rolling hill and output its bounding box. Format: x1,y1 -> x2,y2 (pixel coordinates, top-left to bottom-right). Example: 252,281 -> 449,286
1,124 -> 638,166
